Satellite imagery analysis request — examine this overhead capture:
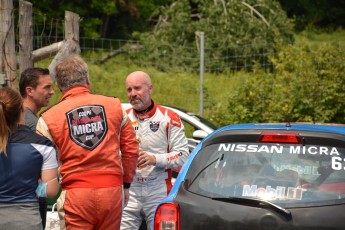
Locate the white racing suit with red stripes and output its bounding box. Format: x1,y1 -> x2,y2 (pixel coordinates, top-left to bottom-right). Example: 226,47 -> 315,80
121,101 -> 189,230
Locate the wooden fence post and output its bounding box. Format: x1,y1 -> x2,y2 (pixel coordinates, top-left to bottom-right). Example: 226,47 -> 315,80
1,1 -> 81,87
19,0 -> 34,74
65,11 -> 80,42
0,0 -> 16,88
48,11 -> 81,80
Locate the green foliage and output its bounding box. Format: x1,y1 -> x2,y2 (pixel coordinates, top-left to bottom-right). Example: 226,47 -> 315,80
15,0 -> 345,40
39,30 -> 345,127
207,36 -> 345,126
270,42 -> 345,123
133,0 -> 295,72
17,0 -> 172,38
91,0 -> 117,16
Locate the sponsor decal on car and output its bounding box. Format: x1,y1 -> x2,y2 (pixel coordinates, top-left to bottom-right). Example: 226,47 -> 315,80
218,144 -> 340,156
274,164 -> 320,175
242,184 -> 304,200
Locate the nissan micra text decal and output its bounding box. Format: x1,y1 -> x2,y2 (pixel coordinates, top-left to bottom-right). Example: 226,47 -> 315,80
218,144 -> 340,156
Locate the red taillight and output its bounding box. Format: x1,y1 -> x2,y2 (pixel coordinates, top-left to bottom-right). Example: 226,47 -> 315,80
259,131 -> 302,144
154,202 -> 180,230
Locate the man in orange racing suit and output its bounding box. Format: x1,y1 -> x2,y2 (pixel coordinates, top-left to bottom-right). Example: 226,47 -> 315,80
120,71 -> 189,230
36,54 -> 139,230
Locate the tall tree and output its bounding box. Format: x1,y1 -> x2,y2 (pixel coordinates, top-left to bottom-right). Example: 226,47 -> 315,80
278,0 -> 345,30
133,0 -> 295,72
14,0 -> 172,38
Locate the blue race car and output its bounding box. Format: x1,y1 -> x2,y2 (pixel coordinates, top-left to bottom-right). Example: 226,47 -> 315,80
153,123 -> 345,230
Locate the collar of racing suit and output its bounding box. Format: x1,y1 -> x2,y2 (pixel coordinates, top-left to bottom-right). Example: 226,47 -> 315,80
133,100 -> 157,120
59,85 -> 90,101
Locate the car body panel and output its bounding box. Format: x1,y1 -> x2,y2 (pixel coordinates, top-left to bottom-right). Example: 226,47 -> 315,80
174,182 -> 345,229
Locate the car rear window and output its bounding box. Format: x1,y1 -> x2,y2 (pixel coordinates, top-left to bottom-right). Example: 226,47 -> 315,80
187,142 -> 345,208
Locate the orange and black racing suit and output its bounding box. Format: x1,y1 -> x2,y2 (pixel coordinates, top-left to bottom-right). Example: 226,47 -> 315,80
36,86 -> 139,230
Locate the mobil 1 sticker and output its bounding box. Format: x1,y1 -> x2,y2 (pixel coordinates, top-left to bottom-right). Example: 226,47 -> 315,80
66,105 -> 108,150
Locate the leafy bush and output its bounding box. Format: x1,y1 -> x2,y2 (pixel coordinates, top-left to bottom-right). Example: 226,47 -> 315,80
209,39 -> 345,125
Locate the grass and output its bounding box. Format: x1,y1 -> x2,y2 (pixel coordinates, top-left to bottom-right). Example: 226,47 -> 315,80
294,27 -> 345,45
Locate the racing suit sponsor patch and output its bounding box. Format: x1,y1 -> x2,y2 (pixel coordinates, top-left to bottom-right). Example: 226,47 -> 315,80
66,105 -> 108,150
149,121 -> 160,132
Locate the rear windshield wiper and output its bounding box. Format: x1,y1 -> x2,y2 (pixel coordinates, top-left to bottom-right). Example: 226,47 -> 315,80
189,153 -> 224,186
211,196 -> 292,221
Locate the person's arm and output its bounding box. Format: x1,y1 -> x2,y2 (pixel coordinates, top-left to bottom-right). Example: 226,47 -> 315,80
120,109 -> 139,188
154,111 -> 190,169
41,168 -> 59,198
123,187 -> 130,207
36,116 -> 60,198
38,140 -> 59,199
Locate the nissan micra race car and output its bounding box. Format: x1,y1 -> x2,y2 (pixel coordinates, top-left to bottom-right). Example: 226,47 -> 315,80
153,123 -> 345,230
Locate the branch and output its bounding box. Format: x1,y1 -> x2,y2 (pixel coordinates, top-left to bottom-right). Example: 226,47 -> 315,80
92,48 -> 123,64
92,44 -> 143,64
220,0 -> 228,15
241,1 -> 270,27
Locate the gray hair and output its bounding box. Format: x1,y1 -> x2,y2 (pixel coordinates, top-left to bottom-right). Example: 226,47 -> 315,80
55,54 -> 88,92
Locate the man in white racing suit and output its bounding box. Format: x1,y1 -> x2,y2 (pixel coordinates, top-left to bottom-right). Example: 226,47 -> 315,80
120,71 -> 189,230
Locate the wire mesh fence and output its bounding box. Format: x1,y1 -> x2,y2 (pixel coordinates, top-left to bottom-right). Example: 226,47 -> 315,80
2,7 -> 345,123
30,34 -> 345,124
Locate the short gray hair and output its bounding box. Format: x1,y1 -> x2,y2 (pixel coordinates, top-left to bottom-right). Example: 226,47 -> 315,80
55,54 -> 88,92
